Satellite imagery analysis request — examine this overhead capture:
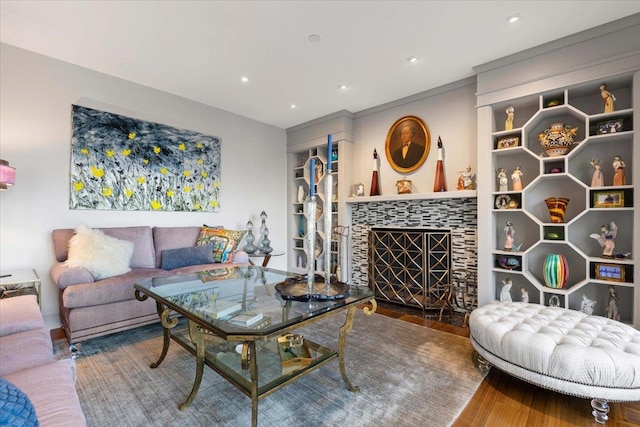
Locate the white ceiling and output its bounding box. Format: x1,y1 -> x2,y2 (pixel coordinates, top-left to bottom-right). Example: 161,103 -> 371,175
2,1 -> 640,129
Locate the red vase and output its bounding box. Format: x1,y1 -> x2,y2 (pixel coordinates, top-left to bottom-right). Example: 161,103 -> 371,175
433,137 -> 447,192
370,149 -> 381,196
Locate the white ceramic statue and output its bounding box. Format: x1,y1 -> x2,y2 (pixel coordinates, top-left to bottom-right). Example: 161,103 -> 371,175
580,294 -> 597,315
500,278 -> 513,302
497,168 -> 508,192
520,288 -> 529,304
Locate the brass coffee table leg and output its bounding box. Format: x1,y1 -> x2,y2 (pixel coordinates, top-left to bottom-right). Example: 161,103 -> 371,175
151,305 -> 178,368
180,320 -> 206,410
338,306 -> 359,392
247,341 -> 259,427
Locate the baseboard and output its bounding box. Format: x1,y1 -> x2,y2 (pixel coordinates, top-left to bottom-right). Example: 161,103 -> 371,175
44,312 -> 61,330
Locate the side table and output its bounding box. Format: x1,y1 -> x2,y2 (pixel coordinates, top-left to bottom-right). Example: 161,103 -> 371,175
0,269 -> 41,307
247,250 -> 285,267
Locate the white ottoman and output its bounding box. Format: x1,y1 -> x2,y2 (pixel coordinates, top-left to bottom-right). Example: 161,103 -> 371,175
469,302 -> 640,424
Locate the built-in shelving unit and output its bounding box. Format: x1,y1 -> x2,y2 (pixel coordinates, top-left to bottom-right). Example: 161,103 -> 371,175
484,74 -> 637,325
288,139 -> 352,280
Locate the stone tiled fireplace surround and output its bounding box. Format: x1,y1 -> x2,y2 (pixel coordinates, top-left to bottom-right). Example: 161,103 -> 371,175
347,196 -> 478,289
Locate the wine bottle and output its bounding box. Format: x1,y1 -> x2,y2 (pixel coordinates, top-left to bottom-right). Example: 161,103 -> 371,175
370,149 -> 381,196
433,137 -> 447,192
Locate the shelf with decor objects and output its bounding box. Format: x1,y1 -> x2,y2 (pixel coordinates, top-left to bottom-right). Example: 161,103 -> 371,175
481,73 -> 637,326
287,135 -> 353,281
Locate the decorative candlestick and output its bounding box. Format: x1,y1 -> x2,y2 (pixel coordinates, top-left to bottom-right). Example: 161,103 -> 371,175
304,200 -> 317,293
370,149 -> 381,196
433,137 -> 447,192
324,135 -> 334,287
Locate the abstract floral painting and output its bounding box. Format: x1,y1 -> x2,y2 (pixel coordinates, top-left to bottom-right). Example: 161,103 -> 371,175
69,105 -> 221,212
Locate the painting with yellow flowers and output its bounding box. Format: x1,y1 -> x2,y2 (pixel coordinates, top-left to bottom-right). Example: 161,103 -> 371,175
69,105 -> 221,212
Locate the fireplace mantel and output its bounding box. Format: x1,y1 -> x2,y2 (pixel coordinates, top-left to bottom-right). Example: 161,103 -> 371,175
345,190 -> 476,204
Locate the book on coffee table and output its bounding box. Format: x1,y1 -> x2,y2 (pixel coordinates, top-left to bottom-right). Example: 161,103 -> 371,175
228,311 -> 264,327
197,299 -> 241,319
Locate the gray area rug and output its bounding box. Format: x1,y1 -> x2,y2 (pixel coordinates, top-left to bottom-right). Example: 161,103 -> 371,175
55,311 -> 484,427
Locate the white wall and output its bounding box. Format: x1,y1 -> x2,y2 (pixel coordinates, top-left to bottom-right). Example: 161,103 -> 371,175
352,78 -> 477,194
0,43 -> 287,326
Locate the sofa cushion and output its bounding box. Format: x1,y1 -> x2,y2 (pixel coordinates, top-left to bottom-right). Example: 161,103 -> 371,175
0,377 -> 39,427
152,226 -> 203,268
0,328 -> 54,376
61,268 -> 169,309
161,244 -> 214,270
65,225 -> 134,280
196,226 -> 247,263
53,226 -> 155,268
0,295 -> 44,337
4,359 -> 87,427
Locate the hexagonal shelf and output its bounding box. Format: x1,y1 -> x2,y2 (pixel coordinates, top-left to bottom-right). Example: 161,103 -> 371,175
525,241 -> 586,290
523,175 -> 586,224
522,105 -> 587,157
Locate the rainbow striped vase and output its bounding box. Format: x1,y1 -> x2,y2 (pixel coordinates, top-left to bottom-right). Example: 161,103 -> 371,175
543,253 -> 568,288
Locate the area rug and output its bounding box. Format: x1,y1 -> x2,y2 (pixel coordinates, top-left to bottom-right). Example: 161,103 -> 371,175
55,311 -> 485,427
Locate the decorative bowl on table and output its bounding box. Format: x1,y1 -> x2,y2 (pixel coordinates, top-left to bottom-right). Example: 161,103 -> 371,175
538,123 -> 578,157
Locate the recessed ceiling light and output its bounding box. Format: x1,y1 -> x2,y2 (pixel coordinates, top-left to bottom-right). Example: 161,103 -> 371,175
507,13 -> 520,23
240,76 -> 249,83
407,56 -> 419,64
290,104 -> 297,109
308,34 -> 321,43
338,84 -> 349,90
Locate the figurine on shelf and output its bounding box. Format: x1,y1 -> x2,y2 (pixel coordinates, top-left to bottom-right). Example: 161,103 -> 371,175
497,168 -> 508,192
607,285 -> 620,321
590,158 -> 604,187
500,278 -> 513,302
589,221 -> 618,258
520,288 -> 529,304
600,83 -> 616,113
456,166 -> 474,190
504,220 -> 515,251
505,106 -> 515,131
511,166 -> 523,191
580,294 -> 597,315
612,155 -> 626,186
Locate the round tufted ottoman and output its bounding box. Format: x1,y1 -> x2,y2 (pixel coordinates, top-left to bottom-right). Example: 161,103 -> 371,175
469,302 -> 640,424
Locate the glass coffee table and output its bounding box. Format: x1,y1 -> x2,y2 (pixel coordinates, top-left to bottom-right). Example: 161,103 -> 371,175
134,266 -> 376,427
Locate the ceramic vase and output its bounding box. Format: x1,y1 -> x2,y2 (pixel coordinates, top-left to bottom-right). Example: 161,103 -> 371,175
538,123 -> 579,157
545,197 -> 570,223
543,253 -> 568,288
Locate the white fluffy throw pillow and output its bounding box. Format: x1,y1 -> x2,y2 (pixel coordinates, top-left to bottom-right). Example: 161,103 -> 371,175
65,225 -> 134,279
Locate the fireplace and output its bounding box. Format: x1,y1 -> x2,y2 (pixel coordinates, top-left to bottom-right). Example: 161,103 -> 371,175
369,227 -> 451,311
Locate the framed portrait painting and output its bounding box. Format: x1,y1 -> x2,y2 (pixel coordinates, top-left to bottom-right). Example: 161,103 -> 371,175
384,116 -> 430,173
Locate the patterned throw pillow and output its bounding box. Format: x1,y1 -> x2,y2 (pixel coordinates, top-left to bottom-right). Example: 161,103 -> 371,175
0,378 -> 39,427
196,226 -> 246,263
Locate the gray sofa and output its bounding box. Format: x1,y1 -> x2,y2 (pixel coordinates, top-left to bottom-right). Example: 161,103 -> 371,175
51,226 -> 248,343
0,294 -> 86,426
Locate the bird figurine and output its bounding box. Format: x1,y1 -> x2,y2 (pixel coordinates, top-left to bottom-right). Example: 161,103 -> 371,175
589,221 -> 618,258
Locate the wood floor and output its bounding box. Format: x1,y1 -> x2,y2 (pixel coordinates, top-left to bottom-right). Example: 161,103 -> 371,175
375,305 -> 640,427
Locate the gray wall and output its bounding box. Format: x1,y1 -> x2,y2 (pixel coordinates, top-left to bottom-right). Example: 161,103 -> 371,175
0,43 -> 287,325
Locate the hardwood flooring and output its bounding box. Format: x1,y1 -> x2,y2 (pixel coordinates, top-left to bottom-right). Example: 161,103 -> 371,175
50,305 -> 639,426
375,304 -> 640,427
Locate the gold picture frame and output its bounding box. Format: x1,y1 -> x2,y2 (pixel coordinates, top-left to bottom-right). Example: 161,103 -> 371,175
384,115 -> 430,173
595,263 -> 625,282
593,191 -> 624,208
